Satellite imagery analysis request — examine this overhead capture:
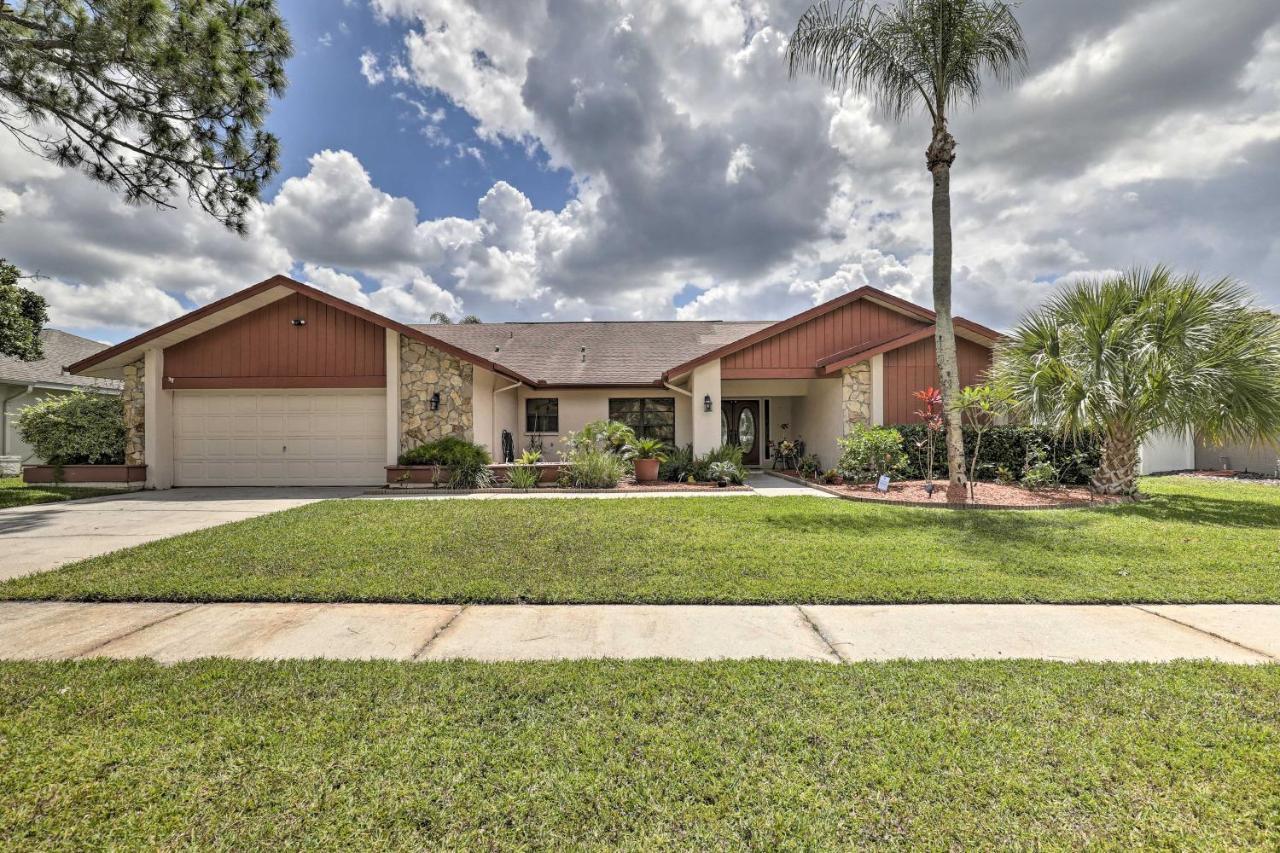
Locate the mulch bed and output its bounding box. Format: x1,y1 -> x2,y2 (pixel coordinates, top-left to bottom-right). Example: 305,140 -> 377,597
775,471 -> 1119,509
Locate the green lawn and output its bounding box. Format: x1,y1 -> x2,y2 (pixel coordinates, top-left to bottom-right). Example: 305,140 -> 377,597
0,476 -> 126,509
3,476 -> 1276,604
1,659 -> 1275,848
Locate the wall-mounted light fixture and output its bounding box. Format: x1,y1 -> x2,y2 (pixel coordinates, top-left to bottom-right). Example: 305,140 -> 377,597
429,392 -> 441,411
291,317 -> 306,327
703,394 -> 713,412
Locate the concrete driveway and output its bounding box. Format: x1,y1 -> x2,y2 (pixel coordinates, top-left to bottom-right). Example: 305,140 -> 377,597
0,487 -> 364,581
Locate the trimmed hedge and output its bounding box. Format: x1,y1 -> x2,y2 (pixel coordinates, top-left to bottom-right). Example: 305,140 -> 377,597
891,424 -> 1102,485
15,391 -> 125,464
399,435 -> 491,467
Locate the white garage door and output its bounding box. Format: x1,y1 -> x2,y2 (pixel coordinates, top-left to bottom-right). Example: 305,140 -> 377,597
173,390 -> 386,486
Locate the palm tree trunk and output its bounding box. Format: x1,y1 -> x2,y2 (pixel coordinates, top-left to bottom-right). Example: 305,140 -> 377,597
927,123 -> 966,501
1092,424 -> 1141,498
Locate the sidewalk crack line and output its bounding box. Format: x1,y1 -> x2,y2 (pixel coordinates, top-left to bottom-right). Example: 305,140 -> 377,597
796,605 -> 846,663
412,605 -> 468,661
1130,605 -> 1276,661
70,603 -> 202,660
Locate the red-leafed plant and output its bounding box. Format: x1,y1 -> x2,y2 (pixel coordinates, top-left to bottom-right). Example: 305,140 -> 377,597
913,386 -> 944,488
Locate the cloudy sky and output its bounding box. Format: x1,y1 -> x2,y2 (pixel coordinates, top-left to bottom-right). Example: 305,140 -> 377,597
2,0 -> 1278,343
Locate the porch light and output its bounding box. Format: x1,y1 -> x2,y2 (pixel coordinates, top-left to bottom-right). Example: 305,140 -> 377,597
291,317 -> 306,326
430,392 -> 441,411
703,394 -> 713,412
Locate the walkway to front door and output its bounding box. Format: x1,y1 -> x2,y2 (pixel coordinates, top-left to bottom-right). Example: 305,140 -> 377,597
722,399 -> 760,465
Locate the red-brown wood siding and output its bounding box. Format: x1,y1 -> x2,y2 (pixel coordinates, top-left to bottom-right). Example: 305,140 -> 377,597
162,292 -> 386,388
723,299 -> 927,373
883,337 -> 993,425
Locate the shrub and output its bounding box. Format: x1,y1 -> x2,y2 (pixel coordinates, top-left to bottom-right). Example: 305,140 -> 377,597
572,420 -> 637,455
660,444 -> 696,482
507,464 -> 539,490
516,449 -> 542,465
1020,444 -> 1059,490
797,454 -> 823,480
706,460 -> 740,484
893,424 -> 1101,485
627,437 -> 668,461
399,435 -> 491,467
15,391 -> 125,464
447,458 -> 495,490
836,424 -> 907,483
560,446 -> 626,489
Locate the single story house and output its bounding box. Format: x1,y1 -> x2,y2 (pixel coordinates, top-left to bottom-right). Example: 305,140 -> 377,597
66,274 -> 1004,488
1,330 -> 122,472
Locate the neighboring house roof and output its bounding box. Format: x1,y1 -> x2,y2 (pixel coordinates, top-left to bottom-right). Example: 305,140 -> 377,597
0,329 -> 122,392
422,321 -> 773,387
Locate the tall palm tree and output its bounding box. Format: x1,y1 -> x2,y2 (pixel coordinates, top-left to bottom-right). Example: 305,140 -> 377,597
994,267 -> 1280,498
787,0 -> 1026,498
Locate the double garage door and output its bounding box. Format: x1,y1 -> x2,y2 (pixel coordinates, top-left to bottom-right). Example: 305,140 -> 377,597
173,390 -> 386,486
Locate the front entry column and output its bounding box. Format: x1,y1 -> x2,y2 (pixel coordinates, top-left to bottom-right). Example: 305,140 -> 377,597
143,347 -> 173,489
690,359 -> 721,455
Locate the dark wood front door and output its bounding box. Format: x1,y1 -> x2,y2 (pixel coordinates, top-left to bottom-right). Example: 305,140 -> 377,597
722,400 -> 761,465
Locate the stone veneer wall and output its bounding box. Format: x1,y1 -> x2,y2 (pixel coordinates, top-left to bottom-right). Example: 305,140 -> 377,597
399,337 -> 473,453
122,358 -> 145,465
841,361 -> 872,429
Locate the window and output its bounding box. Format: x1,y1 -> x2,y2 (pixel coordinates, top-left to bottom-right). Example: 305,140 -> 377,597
526,398 -> 559,433
609,397 -> 676,445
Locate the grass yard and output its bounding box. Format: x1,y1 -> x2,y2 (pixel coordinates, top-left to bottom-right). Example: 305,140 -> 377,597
1,659 -> 1276,848
3,476 -> 1277,604
0,476 -> 126,510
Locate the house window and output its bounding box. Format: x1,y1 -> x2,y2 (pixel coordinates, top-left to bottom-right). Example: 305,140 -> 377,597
608,397 -> 676,445
526,398 -> 559,433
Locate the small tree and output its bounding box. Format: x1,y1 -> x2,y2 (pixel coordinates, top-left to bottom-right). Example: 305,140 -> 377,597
954,383 -> 1015,498
16,391 -> 125,464
912,386 -> 943,485
0,260 -> 47,361
995,267 -> 1280,498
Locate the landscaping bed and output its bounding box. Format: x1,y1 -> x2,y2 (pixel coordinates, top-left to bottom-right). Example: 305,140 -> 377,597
5,476 -> 1277,604
778,471 -> 1118,508
2,658 -> 1275,848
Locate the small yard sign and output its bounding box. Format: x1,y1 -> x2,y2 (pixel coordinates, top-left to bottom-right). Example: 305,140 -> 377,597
876,475 -> 891,493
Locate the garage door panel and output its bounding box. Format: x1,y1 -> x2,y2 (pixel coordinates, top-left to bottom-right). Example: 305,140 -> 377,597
173,390 -> 386,486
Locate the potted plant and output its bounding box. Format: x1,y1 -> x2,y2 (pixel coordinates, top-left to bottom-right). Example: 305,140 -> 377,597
628,437 -> 668,483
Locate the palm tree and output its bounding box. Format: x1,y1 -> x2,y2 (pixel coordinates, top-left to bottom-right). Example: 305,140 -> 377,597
994,267 -> 1280,498
787,0 -> 1027,499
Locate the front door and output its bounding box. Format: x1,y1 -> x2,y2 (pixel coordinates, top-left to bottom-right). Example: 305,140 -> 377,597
721,400 -> 761,465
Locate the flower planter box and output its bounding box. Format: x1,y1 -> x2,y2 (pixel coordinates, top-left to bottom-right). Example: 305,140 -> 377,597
488,462 -> 564,484
22,464 -> 147,488
386,463 -> 565,487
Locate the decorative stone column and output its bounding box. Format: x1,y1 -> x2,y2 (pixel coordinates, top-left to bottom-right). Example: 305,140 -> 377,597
400,338 -> 474,450
121,358 -> 145,464
841,361 -> 872,430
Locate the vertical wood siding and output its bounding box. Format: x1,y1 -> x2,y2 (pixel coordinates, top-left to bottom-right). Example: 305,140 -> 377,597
883,336 -> 993,425
722,299 -> 927,370
163,292 -> 386,386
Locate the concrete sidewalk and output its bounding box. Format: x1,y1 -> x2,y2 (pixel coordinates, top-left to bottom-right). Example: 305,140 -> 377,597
1,601 -> 1275,664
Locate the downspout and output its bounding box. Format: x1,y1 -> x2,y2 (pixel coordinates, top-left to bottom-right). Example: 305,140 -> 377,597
1,385 -> 35,458
492,380 -> 523,457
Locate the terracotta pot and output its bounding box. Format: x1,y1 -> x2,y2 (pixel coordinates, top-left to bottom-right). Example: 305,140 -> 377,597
633,457 -> 660,482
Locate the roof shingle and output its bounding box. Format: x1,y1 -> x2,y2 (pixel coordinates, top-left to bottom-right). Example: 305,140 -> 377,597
419,321 -> 773,385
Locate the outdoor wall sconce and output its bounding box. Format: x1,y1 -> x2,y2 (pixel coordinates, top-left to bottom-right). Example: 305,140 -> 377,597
703,394 -> 713,412
430,392 -> 441,411
291,317 -> 306,326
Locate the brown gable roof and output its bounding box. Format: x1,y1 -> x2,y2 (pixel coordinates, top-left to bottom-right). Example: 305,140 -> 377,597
0,330 -> 122,391
421,320 -> 773,386
67,275 -> 539,386
662,285 -> 1001,380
